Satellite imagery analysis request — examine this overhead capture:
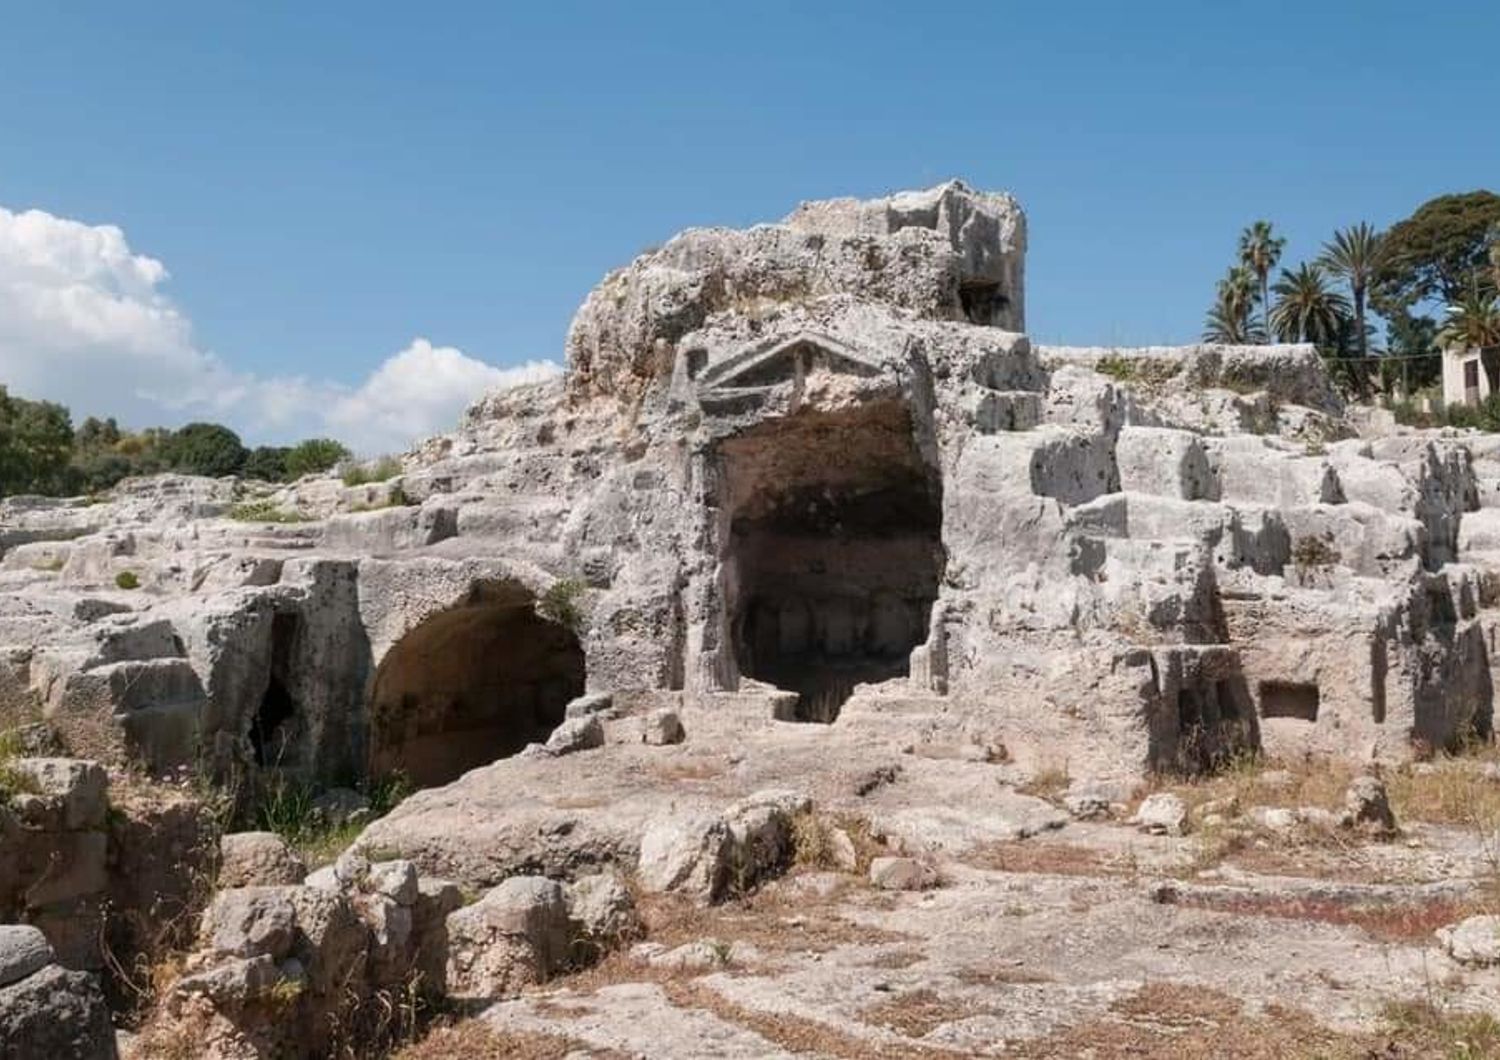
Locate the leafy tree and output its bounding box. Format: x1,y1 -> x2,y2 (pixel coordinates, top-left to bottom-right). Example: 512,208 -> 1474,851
75,416 -> 122,453
1270,263 -> 1351,346
161,422 -> 248,478
1318,222 -> 1385,367
242,446 -> 291,482
1238,221 -> 1286,343
1202,266 -> 1264,343
1489,222 -> 1500,291
1373,191 -> 1500,320
284,438 -> 350,479
0,387 -> 75,496
1384,311 -> 1441,393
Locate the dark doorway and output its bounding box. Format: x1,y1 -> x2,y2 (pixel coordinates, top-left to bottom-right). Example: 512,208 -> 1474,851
721,402 -> 943,721
251,613 -> 301,767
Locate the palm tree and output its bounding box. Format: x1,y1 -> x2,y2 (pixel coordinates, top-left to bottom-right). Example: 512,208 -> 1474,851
1269,263 -> 1351,346
1202,266 -> 1264,343
1438,288 -> 1500,351
1318,222 -> 1384,365
1238,221 -> 1286,343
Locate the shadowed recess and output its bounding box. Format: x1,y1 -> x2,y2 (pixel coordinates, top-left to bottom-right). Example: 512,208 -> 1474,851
368,600 -> 584,787
722,401 -> 944,722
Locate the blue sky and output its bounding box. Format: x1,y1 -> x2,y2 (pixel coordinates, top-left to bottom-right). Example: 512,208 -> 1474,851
0,1 -> 1496,447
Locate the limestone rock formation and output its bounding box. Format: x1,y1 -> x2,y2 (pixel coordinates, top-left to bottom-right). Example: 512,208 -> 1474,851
2,181 -> 1492,808
9,180 -> 1500,1055
0,926 -> 116,1059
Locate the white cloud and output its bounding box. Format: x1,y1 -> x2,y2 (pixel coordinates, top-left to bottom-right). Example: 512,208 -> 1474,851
325,340 -> 559,454
0,204 -> 560,454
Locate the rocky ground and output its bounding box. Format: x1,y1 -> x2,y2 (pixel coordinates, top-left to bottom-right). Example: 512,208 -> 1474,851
354,694 -> 1500,1058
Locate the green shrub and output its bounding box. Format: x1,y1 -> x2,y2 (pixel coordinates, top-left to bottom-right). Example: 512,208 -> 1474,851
227,500 -> 310,523
114,570 -> 140,590
285,438 -> 351,479
538,578 -> 588,632
1095,355 -> 1181,387
162,422 -> 248,477
1394,393 -> 1500,432
0,730 -> 39,806
346,485 -> 414,514
242,446 -> 290,482
247,772 -> 413,868
342,457 -> 403,487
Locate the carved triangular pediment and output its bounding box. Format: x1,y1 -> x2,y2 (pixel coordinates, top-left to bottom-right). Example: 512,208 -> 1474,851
696,331 -> 884,408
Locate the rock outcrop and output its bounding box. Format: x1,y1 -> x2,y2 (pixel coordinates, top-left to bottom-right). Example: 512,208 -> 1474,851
0,925 -> 116,1059
10,178 -> 1500,1058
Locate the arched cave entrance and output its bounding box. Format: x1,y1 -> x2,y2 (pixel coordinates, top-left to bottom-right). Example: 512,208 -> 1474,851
368,594 -> 585,787
721,401 -> 944,722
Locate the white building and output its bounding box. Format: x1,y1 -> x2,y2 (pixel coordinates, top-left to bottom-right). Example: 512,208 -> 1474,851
1442,345 -> 1499,407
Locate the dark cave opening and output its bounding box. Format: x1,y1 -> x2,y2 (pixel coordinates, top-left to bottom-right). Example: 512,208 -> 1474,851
722,402 -> 944,722
251,613 -> 301,767
368,599 -> 585,787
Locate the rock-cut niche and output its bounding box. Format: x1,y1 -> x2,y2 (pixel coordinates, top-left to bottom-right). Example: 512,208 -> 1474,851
251,613 -> 301,768
721,401 -> 944,722
367,589 -> 585,787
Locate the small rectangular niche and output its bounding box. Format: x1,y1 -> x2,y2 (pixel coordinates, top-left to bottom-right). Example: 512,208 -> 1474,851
1259,680 -> 1319,722
959,281 -> 1006,326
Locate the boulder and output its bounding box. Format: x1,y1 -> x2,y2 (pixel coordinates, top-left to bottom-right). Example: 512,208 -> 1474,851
366,859 -> 420,905
0,963 -> 117,1059
869,856 -> 938,891
1340,774 -> 1397,838
722,789 -> 811,885
170,954 -> 282,1005
544,716 -> 605,756
0,925 -> 54,988
445,876 -> 572,999
637,815 -> 733,900
565,872 -> 641,950
199,887 -> 298,960
8,758 -> 108,830
1131,793 -> 1188,836
218,832 -> 307,888
642,708 -> 686,746
1438,915 -> 1500,967
564,692 -> 615,719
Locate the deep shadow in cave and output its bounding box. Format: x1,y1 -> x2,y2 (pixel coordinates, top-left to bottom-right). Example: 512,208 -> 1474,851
723,401 -> 944,722
251,613 -> 301,767
368,594 -> 585,787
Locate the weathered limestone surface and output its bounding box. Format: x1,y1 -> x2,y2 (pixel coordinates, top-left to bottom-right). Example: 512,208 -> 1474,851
0,926 -> 116,1059
0,179 -> 1495,797
9,179 -> 1500,1058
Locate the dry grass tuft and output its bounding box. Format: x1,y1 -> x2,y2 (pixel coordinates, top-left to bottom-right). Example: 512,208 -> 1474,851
954,964 -> 1053,986
965,840 -> 1136,878
865,947 -> 926,970
647,758 -> 727,783
1017,762 -> 1071,801
790,810 -> 886,875
860,987 -> 994,1038
638,888 -> 910,956
1010,982 -> 1365,1059
662,980 -> 969,1060
1387,753 -> 1500,833
1171,890 -> 1486,942
391,1019 -> 626,1059
1380,997 -> 1500,1058
1139,752 -> 1356,820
